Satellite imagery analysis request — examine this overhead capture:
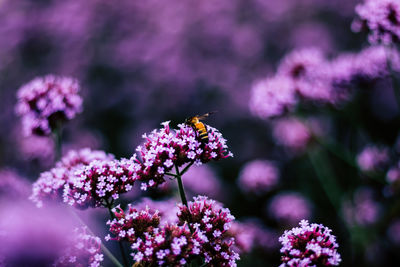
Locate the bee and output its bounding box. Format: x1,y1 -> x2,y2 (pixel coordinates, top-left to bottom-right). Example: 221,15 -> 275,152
185,112 -> 215,143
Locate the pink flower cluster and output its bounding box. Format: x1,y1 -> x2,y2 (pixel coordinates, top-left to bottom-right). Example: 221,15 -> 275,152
357,145 -> 390,172
249,46 -> 400,118
31,148 -> 115,207
63,157 -> 139,209
15,75 -> 83,136
134,121 -> 233,190
353,0 -> 400,45
238,160 -> 279,195
279,220 -> 341,266
107,196 -> 239,266
54,227 -> 104,267
177,196 -> 239,266
268,192 -> 312,225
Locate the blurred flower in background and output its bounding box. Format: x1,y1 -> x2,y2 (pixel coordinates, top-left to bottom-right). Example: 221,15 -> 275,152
238,160 -> 279,195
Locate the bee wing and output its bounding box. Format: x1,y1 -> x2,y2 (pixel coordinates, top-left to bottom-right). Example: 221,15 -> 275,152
197,111 -> 217,120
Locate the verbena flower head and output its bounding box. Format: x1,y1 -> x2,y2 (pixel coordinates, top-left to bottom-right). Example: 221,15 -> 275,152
63,157 -> 139,209
182,165 -> 223,199
279,220 -> 341,266
273,118 -> 312,151
15,75 -> 83,136
343,188 -> 380,226
134,197 -> 180,225
108,196 -> 240,266
357,145 -> 389,172
107,204 -> 204,266
353,0 -> 400,45
31,148 -> 114,208
277,48 -> 333,102
269,192 -> 312,225
249,76 -> 297,119
177,196 -> 239,266
227,220 -> 278,254
135,121 -> 232,190
55,227 -> 104,267
238,160 -> 279,195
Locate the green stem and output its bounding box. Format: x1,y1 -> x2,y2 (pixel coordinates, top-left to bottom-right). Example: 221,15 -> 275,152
307,149 -> 342,214
68,208 -> 123,267
175,164 -> 194,233
175,165 -> 189,207
52,125 -> 62,162
106,200 -> 129,267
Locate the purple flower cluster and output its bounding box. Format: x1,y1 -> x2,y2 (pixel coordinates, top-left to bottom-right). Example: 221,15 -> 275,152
134,121 -> 232,190
279,220 -> 341,266
108,196 -> 239,266
63,157 -> 139,209
273,118 -> 312,151
250,46 -> 400,119
227,220 -> 278,254
357,145 -> 390,172
353,0 -> 400,44
238,160 -> 279,195
15,75 -> 82,136
31,148 -> 115,207
55,227 -> 104,267
343,188 -> 380,226
268,192 -> 312,225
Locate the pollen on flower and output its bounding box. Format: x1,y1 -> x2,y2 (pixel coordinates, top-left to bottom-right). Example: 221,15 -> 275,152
15,75 -> 83,136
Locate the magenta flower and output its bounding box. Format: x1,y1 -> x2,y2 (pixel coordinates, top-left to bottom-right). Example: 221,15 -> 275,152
343,188 -> 380,226
63,157 -> 139,209
15,75 -> 83,136
134,121 -> 232,190
107,196 -> 240,266
238,160 -> 279,195
268,192 -> 312,225
177,196 -> 239,266
272,118 -> 312,151
249,76 -> 297,119
353,0 -> 400,45
277,48 -> 333,102
279,220 -> 341,266
55,227 -> 104,267
31,148 -> 115,207
357,145 -> 389,172
133,197 -> 180,225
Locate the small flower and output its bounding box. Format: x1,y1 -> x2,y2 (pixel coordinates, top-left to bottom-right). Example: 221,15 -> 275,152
30,148 -> 115,208
352,0 -> 400,45
238,160 -> 279,195
279,220 -> 341,266
357,145 -> 389,172
272,118 -> 311,151
63,157 -> 139,209
54,227 -> 104,267
268,192 -> 312,225
134,121 -> 232,189
343,187 -> 380,226
249,76 -> 297,119
15,75 -> 82,136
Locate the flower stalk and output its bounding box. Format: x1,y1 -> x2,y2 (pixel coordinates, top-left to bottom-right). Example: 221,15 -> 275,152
106,199 -> 130,267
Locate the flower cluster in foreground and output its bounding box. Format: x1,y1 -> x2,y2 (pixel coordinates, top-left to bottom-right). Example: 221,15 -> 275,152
107,196 -> 239,266
15,75 -> 83,136
134,121 -> 233,190
31,148 -> 115,207
353,0 -> 400,45
279,220 -> 341,266
63,157 -> 139,209
55,227 -> 104,267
